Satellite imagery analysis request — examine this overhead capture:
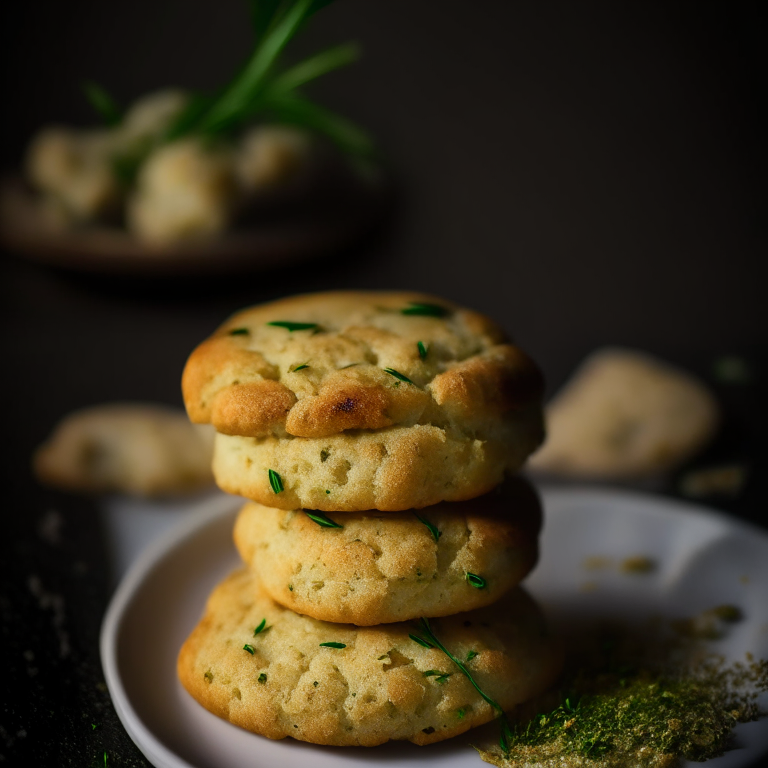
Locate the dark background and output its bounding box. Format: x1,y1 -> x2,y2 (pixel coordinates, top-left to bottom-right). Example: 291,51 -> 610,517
1,1 -> 766,765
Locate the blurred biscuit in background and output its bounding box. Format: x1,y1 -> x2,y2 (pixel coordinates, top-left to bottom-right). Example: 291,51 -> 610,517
33,403 -> 215,497
529,348 -> 719,480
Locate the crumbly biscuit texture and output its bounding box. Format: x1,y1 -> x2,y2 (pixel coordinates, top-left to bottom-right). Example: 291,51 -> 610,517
33,403 -> 215,496
529,348 -> 719,478
177,568 -> 562,746
213,408 -> 543,511
182,291 -> 544,442
234,477 -> 541,625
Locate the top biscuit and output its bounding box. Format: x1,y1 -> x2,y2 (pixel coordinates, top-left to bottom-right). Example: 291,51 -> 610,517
183,291 -> 543,442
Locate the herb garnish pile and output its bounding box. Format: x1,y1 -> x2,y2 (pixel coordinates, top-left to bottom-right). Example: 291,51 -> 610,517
476,616 -> 768,768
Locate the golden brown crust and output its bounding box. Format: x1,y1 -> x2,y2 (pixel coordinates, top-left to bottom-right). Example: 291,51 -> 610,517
181,291 -> 544,443
182,336 -> 277,424
177,568 -> 562,746
211,380 -> 296,437
233,477 -> 541,625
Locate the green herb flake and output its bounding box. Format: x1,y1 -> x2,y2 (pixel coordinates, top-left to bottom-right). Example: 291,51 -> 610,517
288,584 -> 294,591
319,642 -> 347,649
383,367 -> 415,384
409,633 -> 435,649
457,707 -> 466,719
243,644 -> 255,655
414,512 -> 441,543
466,650 -> 478,662
229,327 -> 250,336
204,670 -> 214,683
466,572 -> 487,589
401,302 -> 450,318
258,673 -> 267,684
267,321 -> 320,332
325,489 -> 331,494
268,469 -> 284,494
423,670 -> 452,684
320,449 -> 330,462
253,618 -> 270,636
91,722 -> 99,730
417,340 -> 428,360
377,654 -> 390,661
305,510 -> 343,529
103,752 -> 108,768
291,362 -> 310,372
313,680 -> 319,687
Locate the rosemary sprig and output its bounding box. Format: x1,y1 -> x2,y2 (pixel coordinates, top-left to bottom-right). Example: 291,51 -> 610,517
417,341 -> 428,360
414,512 -> 441,543
267,320 -> 320,332
268,469 -> 284,493
384,367 -> 414,384
253,618 -> 270,636
305,510 -> 343,529
290,362 -> 310,371
410,617 -> 514,753
319,641 -> 346,649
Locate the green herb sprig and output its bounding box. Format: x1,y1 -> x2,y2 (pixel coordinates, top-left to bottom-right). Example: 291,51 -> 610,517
268,469 -> 284,493
423,669 -> 452,684
85,1 -> 373,179
401,302 -> 450,318
417,341 -> 428,360
410,617 -> 514,753
319,641 -> 346,649
267,321 -> 320,332
384,367 -> 415,385
305,510 -> 343,528
253,618 -> 270,636
466,572 -> 487,589
243,644 -> 256,654
414,512 -> 441,543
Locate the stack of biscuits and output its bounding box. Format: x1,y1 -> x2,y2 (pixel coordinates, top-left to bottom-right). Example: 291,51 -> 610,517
177,291 -> 562,747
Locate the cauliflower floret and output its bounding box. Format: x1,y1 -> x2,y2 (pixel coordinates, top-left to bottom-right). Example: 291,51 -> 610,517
126,138 -> 237,244
235,125 -> 311,192
25,127 -> 121,221
118,89 -> 189,147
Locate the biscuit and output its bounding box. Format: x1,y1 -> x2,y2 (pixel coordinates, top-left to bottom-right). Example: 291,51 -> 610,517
529,348 -> 719,479
33,403 -> 215,496
233,477 -> 541,625
182,291 -> 544,441
177,568 -> 562,746
212,407 -> 543,511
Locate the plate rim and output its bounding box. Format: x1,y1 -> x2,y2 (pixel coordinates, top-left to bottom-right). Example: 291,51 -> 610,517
99,485 -> 768,768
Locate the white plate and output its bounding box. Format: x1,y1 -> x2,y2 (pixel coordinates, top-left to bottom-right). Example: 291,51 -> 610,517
100,487 -> 768,768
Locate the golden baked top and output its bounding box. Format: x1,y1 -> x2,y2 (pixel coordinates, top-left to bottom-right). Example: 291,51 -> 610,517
182,291 -> 543,440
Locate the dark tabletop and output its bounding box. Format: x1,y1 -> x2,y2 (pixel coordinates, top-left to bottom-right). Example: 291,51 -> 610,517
1,1 -> 766,765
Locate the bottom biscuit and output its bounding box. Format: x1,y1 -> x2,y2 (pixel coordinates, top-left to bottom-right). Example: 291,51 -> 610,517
177,568 -> 562,747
